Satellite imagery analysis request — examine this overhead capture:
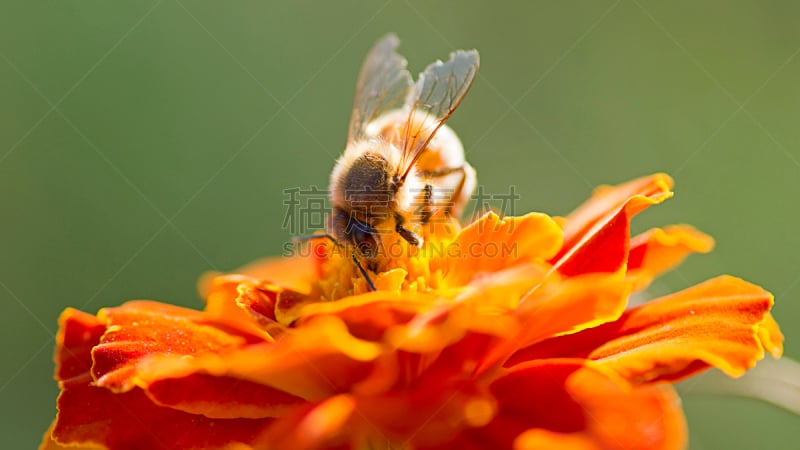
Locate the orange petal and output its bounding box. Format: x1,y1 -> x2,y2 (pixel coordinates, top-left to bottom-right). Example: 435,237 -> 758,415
300,292 -> 512,385
298,291 -> 433,341
457,263 -> 551,313
197,247 -> 321,300
479,273 -> 631,374
390,264 -> 549,353
758,313 -> 784,358
517,273 -> 631,339
254,395 -> 357,450
275,289 -> 319,326
260,386 -> 478,449
203,274 -> 281,340
233,280 -> 285,338
628,225 -> 714,289
515,276 -> 781,383
51,379 -> 269,449
441,212 -> 562,286
552,174 -> 673,276
512,429 -> 597,450
475,359 -> 686,450
135,315 -> 383,401
235,249 -> 322,292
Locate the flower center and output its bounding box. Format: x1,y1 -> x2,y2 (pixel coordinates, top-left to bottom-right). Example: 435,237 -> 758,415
316,218 -> 463,300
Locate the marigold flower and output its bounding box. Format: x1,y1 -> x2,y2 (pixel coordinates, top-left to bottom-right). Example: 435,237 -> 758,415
41,174 -> 782,450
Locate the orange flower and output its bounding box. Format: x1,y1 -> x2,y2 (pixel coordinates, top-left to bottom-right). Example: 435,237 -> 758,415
41,174 -> 782,450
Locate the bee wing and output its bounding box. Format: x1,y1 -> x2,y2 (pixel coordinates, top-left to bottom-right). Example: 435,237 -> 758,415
348,34 -> 414,143
399,49 -> 479,181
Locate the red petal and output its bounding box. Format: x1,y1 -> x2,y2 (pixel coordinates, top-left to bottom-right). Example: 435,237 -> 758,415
473,360 -> 686,450
51,379 -> 269,450
146,373 -> 306,419
353,385 -> 487,448
91,301 -> 250,391
55,308 -> 105,381
552,174 -> 673,276
54,301 -> 308,421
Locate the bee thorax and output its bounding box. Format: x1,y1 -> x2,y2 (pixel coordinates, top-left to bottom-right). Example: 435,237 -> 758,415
331,152 -> 398,218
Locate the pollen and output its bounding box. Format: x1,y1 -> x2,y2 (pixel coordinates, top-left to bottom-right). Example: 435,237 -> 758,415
316,216 -> 462,300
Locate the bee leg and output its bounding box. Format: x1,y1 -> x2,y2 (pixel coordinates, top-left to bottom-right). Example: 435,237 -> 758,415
394,212 -> 423,247
419,165 -> 469,217
351,254 -> 376,291
419,183 -> 434,225
447,166 -> 469,217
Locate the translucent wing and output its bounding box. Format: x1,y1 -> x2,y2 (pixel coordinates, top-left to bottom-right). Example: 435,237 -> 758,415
399,49 -> 479,181
348,34 -> 414,143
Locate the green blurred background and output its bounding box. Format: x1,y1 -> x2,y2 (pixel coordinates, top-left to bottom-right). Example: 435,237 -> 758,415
2,1 -> 798,448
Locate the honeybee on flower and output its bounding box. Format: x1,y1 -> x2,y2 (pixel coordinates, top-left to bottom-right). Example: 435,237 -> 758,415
324,35 -> 478,288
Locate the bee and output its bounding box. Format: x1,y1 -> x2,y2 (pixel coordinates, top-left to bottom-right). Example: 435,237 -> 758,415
324,34 -> 479,289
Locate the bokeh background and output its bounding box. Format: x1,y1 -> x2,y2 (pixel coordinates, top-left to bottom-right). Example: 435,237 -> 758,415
2,1 -> 799,448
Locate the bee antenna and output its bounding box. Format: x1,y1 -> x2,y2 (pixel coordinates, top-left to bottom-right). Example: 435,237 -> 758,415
292,233 -> 337,244
351,254 -> 377,291
293,234 -> 376,292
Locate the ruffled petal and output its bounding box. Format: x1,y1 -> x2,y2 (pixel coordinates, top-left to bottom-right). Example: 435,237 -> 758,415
55,308 -> 106,380
758,313 -> 784,358
477,273 -> 631,375
235,252 -> 322,292
50,309 -> 271,447
552,174 -> 673,276
91,301 -> 251,391
464,360 -> 686,450
40,421 -> 100,450
51,380 -> 268,450
627,225 -> 714,289
253,395 -> 358,450
133,315 -> 383,402
513,276 -> 781,383
51,302 -> 307,423
146,373 -> 305,419
440,212 -> 562,286
202,274 -> 281,340
298,291 -> 436,341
